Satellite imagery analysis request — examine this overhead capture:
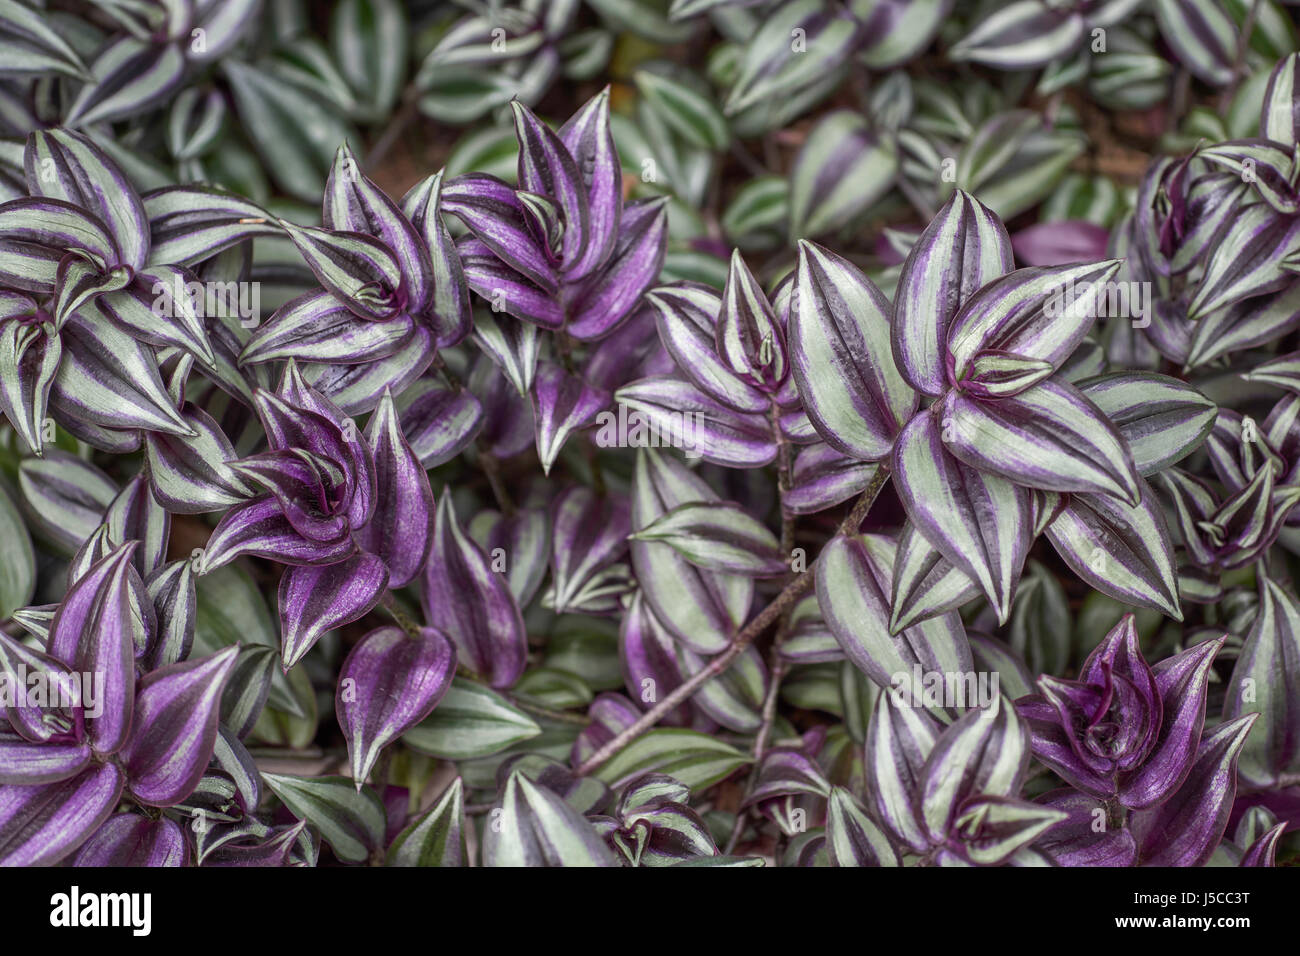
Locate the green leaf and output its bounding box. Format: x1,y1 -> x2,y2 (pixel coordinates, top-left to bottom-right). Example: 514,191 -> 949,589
386,778 -> 467,867
0,481 -> 33,620
262,774 -> 385,864
631,500 -> 786,576
482,771 -> 619,866
222,58 -> 358,202
513,667 -> 594,711
332,0 -> 407,118
722,176 -> 789,248
593,728 -> 751,791
635,69 -> 730,151
790,111 -> 897,238
402,678 -> 542,760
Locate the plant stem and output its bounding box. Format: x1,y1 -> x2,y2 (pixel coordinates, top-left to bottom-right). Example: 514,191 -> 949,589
574,466 -> 889,777
366,86 -> 421,170
725,416 -> 798,853
478,446 -> 516,516
510,696 -> 593,727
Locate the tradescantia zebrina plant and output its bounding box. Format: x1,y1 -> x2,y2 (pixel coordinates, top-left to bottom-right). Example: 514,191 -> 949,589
3,0 -> 1300,872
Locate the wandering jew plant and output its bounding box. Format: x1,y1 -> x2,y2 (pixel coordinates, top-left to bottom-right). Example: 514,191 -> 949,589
1,0 -> 1300,871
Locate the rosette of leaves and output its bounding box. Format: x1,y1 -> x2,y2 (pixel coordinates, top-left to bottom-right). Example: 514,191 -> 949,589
439,89 -> 668,470
1018,614 -> 1259,866
0,539 -> 239,865
1120,54 -> 1300,372
795,189 -> 1216,646
198,362 -> 435,670
0,128 -> 222,456
238,140 -> 472,416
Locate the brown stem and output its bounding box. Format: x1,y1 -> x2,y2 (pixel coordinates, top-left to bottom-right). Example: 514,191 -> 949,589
478,446 -> 516,517
366,87 -> 421,170
722,653 -> 789,854
574,467 -> 890,776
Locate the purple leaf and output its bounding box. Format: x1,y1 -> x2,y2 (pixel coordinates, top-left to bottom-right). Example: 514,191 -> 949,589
893,190 -> 1013,396
1034,789 -> 1138,867
567,198 -> 667,340
423,492 -> 527,688
74,813 -> 189,867
470,507 -> 551,608
531,362 -> 609,474
938,379 -> 1141,504
324,143 -> 434,315
458,237 -> 565,329
336,625 -> 456,787
789,240 -> 916,461
47,542 -> 138,756
356,390 -> 435,588
892,408 -> 1032,623
401,171 -> 473,346
0,736 -> 90,785
397,379 -> 484,468
441,173 -> 557,294
786,443 -> 881,516
614,377 -> 778,468
1118,637 -> 1223,809
201,497 -> 356,572
558,88 -> 621,283
511,99 -> 590,273
549,487 -> 631,615
1239,822 -> 1287,867
1011,220 -> 1110,266
0,630 -> 84,747
0,762 -> 124,865
1129,714 -> 1258,866
278,554 -> 389,670
120,646 -> 239,807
